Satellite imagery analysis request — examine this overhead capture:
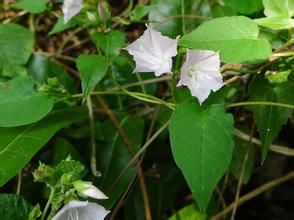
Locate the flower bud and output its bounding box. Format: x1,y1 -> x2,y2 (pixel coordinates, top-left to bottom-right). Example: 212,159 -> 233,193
73,180 -> 108,200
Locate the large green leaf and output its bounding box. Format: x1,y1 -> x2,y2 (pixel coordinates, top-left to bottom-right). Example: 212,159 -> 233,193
249,76 -> 294,160
255,0 -> 294,30
179,16 -> 272,64
0,194 -> 33,220
0,108 -> 86,186
169,102 -> 234,211
76,54 -> 109,98
224,0 -> 263,15
98,116 -> 144,208
12,0 -> 47,14
0,24 -> 34,77
0,77 -> 54,127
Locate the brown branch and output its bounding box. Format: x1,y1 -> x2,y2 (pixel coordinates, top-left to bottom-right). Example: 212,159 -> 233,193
96,95 -> 152,220
211,171 -> 294,220
230,123 -> 255,220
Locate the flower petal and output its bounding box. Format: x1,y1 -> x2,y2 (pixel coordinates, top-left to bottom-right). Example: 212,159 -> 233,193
62,0 -> 83,23
125,25 -> 178,76
52,200 -> 110,220
178,49 -> 224,104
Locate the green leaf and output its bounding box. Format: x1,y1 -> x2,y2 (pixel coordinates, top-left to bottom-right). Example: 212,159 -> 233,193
0,108 -> 86,186
49,16 -> 78,35
131,5 -> 152,21
0,77 -> 54,127
0,24 -> 34,77
55,158 -> 86,182
169,204 -> 206,220
224,0 -> 263,15
98,116 -> 144,208
91,31 -> 125,57
255,17 -> 294,30
255,0 -> 294,30
229,136 -> 254,184
148,0 -> 204,37
262,0 -> 291,17
169,102 -> 234,211
76,54 -> 109,98
0,194 -> 33,220
249,76 -> 294,160
28,204 -> 42,220
210,3 -> 237,18
12,0 -> 47,14
179,16 -> 272,64
148,0 -> 182,37
52,138 -> 82,165
267,70 -> 291,84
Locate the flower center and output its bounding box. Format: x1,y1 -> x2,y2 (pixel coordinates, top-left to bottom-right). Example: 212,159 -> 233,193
68,208 -> 79,220
188,65 -> 200,77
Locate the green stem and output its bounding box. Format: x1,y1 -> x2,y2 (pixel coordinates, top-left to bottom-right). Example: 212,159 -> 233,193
226,101 -> 294,109
180,0 -> 186,34
171,73 -> 177,103
41,187 -> 56,220
71,90 -> 175,109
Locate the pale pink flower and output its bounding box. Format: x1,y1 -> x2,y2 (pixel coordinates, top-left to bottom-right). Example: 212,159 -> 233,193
62,0 -> 83,23
73,181 -> 108,200
52,200 -> 110,220
178,49 -> 224,104
125,25 -> 179,76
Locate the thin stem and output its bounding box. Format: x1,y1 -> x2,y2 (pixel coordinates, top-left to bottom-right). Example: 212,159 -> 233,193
221,68 -> 258,75
226,101 -> 294,109
41,187 -> 55,220
235,129 -> 294,156
16,171 -> 22,195
271,51 -> 294,58
97,96 -> 152,220
86,96 -> 101,177
110,75 -> 171,90
134,73 -> 147,94
211,172 -> 294,220
230,123 -> 255,220
108,120 -> 169,194
28,14 -> 34,32
57,26 -> 86,55
35,51 -> 76,62
181,0 -> 186,34
120,0 -> 134,17
71,90 -> 175,110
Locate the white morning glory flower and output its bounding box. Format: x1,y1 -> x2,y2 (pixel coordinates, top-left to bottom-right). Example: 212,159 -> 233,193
125,25 -> 179,77
177,49 -> 224,104
62,0 -> 83,23
52,200 -> 110,220
73,181 -> 108,200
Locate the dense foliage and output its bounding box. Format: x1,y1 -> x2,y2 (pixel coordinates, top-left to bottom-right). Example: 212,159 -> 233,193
0,0 -> 294,219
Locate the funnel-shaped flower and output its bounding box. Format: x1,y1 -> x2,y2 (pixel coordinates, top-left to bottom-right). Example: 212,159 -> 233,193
73,180 -> 108,200
178,49 -> 223,104
52,200 -> 110,220
125,25 -> 179,76
62,0 -> 83,23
